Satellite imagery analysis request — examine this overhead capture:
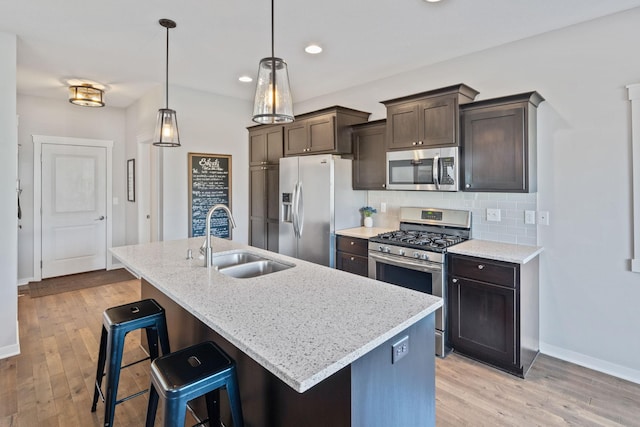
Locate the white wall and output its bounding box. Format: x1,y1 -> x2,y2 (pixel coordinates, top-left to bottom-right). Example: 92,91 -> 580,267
126,85 -> 252,244
0,32 -> 19,358
17,95 -> 127,283
296,9 -> 640,382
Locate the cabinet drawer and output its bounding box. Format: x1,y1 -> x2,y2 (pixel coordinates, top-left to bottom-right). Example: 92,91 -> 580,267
336,236 -> 368,257
336,252 -> 369,277
449,255 -> 517,288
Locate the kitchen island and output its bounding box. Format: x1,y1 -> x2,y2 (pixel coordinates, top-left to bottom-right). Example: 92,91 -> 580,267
111,237 -> 442,427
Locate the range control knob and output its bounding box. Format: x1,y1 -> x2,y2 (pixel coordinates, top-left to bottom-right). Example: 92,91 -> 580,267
379,245 -> 391,253
413,251 -> 421,259
398,249 -> 405,256
421,253 -> 429,261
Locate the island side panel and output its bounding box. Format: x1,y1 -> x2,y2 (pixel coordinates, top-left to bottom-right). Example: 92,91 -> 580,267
142,279 -> 351,427
351,314 -> 435,427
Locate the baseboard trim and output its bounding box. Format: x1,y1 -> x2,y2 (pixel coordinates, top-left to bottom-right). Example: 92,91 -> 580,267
108,262 -> 124,271
17,277 -> 33,287
0,322 -> 20,360
540,342 -> 640,385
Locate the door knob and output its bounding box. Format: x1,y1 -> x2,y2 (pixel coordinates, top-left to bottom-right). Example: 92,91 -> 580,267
95,215 -> 105,221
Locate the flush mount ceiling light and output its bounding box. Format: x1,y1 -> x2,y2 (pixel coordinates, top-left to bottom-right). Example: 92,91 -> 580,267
239,75 -> 253,83
153,18 -> 180,147
304,44 -> 323,54
68,84 -> 105,107
252,0 -> 294,124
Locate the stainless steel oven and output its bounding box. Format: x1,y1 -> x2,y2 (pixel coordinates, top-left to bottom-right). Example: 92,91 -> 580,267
368,207 -> 472,357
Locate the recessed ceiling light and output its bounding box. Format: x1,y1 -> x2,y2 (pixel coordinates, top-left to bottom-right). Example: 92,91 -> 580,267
239,76 -> 253,83
424,0 -> 442,2
305,44 -> 323,55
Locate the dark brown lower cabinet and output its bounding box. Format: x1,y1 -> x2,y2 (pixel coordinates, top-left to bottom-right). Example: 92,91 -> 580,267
335,235 -> 369,277
448,254 -> 539,377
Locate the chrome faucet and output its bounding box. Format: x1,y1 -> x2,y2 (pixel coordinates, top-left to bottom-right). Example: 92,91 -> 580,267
203,204 -> 237,268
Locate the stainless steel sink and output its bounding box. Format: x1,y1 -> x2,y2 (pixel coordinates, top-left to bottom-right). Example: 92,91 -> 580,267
211,252 -> 264,269
210,251 -> 294,278
218,259 -> 293,279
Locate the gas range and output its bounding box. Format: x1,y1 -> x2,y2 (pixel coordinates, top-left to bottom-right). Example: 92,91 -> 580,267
368,207 -> 471,264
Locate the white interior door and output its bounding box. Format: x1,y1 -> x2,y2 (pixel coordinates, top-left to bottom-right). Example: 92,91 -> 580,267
41,143 -> 107,278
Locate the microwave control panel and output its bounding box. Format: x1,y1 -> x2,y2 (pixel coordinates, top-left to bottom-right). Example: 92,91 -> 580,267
440,157 -> 455,185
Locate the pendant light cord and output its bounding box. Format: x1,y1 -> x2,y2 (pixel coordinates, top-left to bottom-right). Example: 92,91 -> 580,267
271,0 -> 276,116
165,25 -> 170,109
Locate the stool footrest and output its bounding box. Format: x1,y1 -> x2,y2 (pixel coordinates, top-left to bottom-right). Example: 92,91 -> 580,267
116,388 -> 149,405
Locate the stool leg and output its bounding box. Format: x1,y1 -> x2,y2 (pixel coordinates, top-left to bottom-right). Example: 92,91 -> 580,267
145,383 -> 159,427
226,370 -> 244,427
164,397 -> 188,427
91,326 -> 108,412
103,328 -> 125,427
157,316 -> 171,356
205,389 -> 221,427
145,326 -> 159,360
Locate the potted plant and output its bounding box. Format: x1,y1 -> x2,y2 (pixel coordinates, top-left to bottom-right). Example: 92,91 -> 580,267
360,206 -> 377,228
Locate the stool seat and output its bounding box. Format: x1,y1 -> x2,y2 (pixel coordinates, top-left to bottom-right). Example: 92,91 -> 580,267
146,341 -> 244,427
91,299 -> 170,427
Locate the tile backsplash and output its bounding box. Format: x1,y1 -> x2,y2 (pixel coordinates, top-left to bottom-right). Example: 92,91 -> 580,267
365,191 -> 538,246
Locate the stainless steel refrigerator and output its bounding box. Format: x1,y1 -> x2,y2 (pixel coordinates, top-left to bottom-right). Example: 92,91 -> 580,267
279,154 -> 366,267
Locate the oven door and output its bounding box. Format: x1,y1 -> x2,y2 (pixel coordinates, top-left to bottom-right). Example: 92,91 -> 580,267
368,251 -> 449,357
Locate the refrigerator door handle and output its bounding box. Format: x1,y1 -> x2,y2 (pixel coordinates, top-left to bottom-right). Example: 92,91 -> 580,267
296,181 -> 304,238
292,182 -> 299,238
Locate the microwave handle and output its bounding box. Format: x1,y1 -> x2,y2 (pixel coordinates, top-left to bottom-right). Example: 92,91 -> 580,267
433,154 -> 440,190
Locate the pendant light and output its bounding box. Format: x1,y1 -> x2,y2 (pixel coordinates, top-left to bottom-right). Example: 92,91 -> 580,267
153,19 -> 181,147
251,0 -> 294,124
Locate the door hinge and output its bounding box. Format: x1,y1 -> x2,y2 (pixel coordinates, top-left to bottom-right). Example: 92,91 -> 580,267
40,260 -> 42,268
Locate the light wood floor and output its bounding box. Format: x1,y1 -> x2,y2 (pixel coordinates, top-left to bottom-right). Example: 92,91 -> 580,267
1,279 -> 639,426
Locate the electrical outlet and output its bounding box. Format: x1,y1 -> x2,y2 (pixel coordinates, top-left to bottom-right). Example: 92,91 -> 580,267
486,208 -> 501,222
392,335 -> 409,364
524,210 -> 536,225
537,210 -> 550,226
380,202 -> 387,213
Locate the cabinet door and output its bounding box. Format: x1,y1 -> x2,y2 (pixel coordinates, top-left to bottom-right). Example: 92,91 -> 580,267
249,130 -> 268,166
462,105 -> 526,192
307,115 -> 336,153
386,102 -> 420,150
353,124 -> 386,190
449,276 -> 516,368
266,127 -> 284,163
420,96 -> 456,147
266,220 -> 279,253
250,218 -> 266,249
250,167 -> 266,218
284,121 -> 308,155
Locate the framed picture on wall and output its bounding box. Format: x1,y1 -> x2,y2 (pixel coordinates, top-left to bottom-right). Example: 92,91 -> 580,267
127,159 -> 135,202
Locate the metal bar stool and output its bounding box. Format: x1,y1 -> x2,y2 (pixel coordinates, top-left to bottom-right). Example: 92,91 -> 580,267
145,341 -> 244,427
91,298 -> 170,427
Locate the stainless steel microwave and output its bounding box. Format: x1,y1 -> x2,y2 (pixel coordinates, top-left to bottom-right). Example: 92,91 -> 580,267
386,147 -> 459,191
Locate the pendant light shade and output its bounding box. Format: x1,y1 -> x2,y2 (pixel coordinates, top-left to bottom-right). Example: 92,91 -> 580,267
252,57 -> 294,124
153,19 -> 180,147
252,0 -> 294,124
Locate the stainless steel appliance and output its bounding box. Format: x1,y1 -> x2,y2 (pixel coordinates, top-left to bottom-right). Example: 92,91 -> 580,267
386,147 -> 459,191
279,155 -> 366,267
368,207 -> 471,357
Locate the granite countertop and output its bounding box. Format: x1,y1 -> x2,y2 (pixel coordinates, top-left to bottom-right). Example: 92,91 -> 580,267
447,239 -> 543,264
336,226 -> 395,239
110,238 -> 441,393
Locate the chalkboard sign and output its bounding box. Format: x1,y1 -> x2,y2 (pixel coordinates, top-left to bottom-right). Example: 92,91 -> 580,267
188,152 -> 232,239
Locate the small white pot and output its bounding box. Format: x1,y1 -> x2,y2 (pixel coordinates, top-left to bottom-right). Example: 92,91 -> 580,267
364,216 -> 373,228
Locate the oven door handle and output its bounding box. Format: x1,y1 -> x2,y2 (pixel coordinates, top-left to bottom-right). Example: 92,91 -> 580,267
368,251 -> 442,273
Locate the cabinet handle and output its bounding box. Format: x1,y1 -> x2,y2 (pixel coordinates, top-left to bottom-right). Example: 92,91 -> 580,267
350,257 -> 355,261
350,241 -> 355,245
412,142 -> 417,146
452,278 -> 458,283
465,184 -> 471,188
382,184 -> 386,188
477,264 -> 485,270
418,141 -> 423,145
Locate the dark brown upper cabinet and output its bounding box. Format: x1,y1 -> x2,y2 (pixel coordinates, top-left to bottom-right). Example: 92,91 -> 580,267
351,119 -> 387,190
284,106 -> 370,156
382,84 -> 479,150
461,92 -> 544,193
249,124 -> 284,166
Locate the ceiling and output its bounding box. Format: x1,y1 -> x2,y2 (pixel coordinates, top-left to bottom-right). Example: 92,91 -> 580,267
3,0 -> 640,108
